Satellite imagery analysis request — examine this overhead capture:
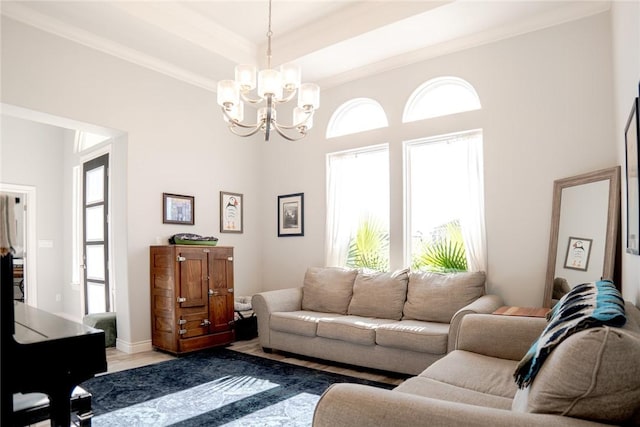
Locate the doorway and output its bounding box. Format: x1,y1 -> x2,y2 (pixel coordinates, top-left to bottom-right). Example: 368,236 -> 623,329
82,153 -> 112,314
0,184 -> 37,306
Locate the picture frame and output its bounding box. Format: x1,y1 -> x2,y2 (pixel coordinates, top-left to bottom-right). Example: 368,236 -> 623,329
278,193 -> 304,237
220,191 -> 243,233
563,237 -> 592,271
625,96 -> 639,254
163,193 -> 194,225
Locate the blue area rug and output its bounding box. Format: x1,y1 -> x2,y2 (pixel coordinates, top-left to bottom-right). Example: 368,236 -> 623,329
81,348 -> 397,426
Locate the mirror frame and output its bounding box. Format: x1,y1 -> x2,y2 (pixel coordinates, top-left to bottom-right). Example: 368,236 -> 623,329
543,166 -> 621,308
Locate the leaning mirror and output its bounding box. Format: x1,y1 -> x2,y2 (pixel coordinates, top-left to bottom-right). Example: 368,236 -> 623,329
543,166 -> 621,308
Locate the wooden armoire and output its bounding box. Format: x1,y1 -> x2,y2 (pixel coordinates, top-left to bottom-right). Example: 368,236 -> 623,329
150,245 -> 235,354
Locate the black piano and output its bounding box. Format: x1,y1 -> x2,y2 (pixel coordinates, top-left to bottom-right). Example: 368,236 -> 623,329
1,253 -> 107,426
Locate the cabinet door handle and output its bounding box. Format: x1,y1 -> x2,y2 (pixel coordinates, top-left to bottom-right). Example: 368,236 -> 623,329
208,289 -> 219,296
227,257 -> 233,262
200,319 -> 211,326
177,297 -> 187,303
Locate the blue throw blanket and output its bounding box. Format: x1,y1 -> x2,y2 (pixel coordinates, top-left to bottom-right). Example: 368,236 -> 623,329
514,280 -> 626,388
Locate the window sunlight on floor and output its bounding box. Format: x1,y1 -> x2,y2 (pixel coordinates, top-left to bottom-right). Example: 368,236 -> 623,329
92,375 -> 279,426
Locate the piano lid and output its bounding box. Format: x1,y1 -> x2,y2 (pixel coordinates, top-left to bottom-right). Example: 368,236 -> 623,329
13,302 -> 104,344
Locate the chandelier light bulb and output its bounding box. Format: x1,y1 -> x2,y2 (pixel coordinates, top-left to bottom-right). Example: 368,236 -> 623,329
235,65 -> 257,92
298,83 -> 320,110
258,69 -> 283,99
217,80 -> 239,107
293,106 -> 313,130
281,63 -> 301,91
224,101 -> 244,123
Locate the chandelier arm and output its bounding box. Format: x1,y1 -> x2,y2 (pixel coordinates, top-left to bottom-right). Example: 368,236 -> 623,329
221,106 -> 264,130
271,109 -> 315,130
240,92 -> 266,105
228,123 -> 264,138
271,89 -> 297,104
272,122 -> 306,141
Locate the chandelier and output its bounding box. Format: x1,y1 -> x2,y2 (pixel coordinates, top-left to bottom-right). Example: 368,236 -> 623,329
216,0 -> 320,142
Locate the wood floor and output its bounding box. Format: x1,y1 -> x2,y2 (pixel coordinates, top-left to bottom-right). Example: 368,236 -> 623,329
105,337 -> 408,386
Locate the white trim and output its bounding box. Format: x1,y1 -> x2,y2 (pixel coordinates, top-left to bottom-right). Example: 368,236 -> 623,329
116,338 -> 153,354
0,183 -> 37,306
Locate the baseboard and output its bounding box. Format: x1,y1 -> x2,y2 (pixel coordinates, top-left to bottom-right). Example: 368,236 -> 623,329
115,338 -> 153,354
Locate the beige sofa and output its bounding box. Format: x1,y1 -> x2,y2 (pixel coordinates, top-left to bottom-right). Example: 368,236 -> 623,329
313,301 -> 640,426
252,267 -> 503,375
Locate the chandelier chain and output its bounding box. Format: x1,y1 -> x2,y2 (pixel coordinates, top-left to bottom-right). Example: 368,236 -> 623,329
266,0 -> 273,69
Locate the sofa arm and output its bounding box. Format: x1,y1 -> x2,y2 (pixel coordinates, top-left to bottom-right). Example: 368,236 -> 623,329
252,287 -> 303,349
313,384 -> 606,427
447,294 -> 504,352
455,313 -> 547,360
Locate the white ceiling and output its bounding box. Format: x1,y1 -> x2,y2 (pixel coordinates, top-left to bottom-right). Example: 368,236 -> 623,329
1,1 -> 610,91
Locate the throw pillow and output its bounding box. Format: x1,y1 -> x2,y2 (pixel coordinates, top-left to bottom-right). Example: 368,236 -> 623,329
301,267 -> 358,314
402,271 -> 486,323
347,268 -> 410,320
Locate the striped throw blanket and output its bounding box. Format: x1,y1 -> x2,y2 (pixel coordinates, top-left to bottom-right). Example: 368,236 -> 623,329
514,280 -> 626,388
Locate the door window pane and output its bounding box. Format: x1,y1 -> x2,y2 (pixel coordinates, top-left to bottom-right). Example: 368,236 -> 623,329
85,166 -> 104,205
85,205 -> 104,241
86,245 -> 105,281
87,281 -> 106,314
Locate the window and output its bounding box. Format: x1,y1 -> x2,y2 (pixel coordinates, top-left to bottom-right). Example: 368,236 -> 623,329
75,131 -> 110,152
325,145 -> 390,271
403,77 -> 481,123
327,98 -> 388,138
405,131 -> 485,272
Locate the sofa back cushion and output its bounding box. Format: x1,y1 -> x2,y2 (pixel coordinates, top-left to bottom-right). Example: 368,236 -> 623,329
347,268 -> 409,320
403,271 -> 486,323
513,316 -> 640,424
301,267 -> 358,314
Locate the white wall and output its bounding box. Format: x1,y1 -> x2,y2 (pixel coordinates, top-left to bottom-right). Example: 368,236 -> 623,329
612,1 -> 640,306
0,115 -> 65,313
260,12 -> 617,307
2,7 -> 635,351
1,16 -> 264,350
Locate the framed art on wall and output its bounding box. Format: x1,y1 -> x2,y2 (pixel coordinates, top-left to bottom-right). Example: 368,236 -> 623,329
163,193 -> 194,225
278,193 -> 304,237
220,191 -> 243,233
625,96 -> 639,254
563,237 -> 592,271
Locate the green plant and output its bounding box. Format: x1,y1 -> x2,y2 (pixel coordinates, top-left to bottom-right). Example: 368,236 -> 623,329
346,217 -> 389,272
412,220 -> 467,272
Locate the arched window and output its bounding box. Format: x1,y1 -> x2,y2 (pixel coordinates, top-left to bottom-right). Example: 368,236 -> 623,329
326,98 -> 388,138
403,77 -> 481,123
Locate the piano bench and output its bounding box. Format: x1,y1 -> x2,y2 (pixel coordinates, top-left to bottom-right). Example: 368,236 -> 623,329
13,386 -> 93,427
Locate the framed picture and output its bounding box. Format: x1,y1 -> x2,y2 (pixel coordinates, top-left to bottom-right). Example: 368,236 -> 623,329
278,193 -> 304,237
163,193 -> 194,225
563,237 -> 593,271
220,191 -> 243,233
625,97 -> 640,254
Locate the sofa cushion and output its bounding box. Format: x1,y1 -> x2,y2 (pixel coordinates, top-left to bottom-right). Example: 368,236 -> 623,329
403,271 -> 486,323
375,320 -> 448,354
301,267 -> 358,315
270,311 -> 341,337
395,376 -> 513,410
514,325 -> 640,424
421,350 -> 519,399
347,268 -> 409,320
317,316 -> 394,346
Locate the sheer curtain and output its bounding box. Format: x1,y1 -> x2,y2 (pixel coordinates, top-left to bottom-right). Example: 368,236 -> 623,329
325,146 -> 389,267
459,133 -> 487,272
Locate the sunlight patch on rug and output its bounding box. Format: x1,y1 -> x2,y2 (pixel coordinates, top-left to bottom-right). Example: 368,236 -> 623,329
92,375 -> 279,426
220,392 -> 318,427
